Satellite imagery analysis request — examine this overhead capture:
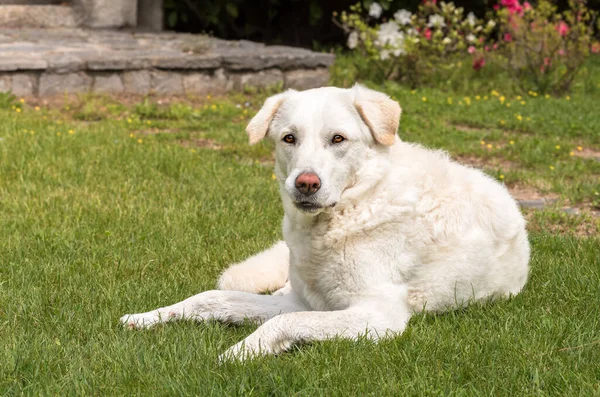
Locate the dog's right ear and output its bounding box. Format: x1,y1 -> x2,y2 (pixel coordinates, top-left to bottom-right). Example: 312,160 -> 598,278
246,90 -> 295,145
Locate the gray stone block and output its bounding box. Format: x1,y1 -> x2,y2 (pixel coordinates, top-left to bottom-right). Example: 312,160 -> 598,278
153,54 -> 222,70
84,0 -> 137,28
284,68 -> 329,90
0,75 -> 10,93
123,70 -> 151,95
39,72 -> 92,96
93,73 -> 124,93
231,69 -> 284,90
183,69 -> 232,95
47,54 -> 85,73
150,70 -> 184,94
0,57 -> 47,72
11,73 -> 37,96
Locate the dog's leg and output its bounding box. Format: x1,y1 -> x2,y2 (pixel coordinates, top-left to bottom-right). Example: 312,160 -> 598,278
217,241 -> 289,294
120,290 -> 306,329
221,286 -> 412,361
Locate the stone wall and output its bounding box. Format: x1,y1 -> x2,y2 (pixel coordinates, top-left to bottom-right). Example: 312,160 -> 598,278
0,29 -> 334,96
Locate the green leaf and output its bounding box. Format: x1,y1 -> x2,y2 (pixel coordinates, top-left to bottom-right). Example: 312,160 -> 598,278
167,11 -> 178,28
225,3 -> 239,18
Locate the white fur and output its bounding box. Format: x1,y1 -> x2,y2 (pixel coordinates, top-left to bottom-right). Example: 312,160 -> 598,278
121,85 -> 530,361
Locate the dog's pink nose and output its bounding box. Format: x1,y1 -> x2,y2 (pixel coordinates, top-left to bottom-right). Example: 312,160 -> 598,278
295,173 -> 321,196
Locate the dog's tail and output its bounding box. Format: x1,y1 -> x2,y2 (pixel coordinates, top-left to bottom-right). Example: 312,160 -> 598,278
217,241 -> 289,294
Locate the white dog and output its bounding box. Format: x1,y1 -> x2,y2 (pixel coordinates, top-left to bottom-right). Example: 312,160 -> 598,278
121,85 -> 530,360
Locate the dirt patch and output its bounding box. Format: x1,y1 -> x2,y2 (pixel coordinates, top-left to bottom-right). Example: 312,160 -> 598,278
525,210 -> 600,237
455,155 -> 518,171
507,183 -> 559,202
573,147 -> 600,162
451,124 -> 488,134
178,138 -> 225,150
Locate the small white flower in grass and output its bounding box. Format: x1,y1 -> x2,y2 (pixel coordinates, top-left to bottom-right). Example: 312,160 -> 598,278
466,12 -> 476,26
369,2 -> 383,18
427,14 -> 446,28
347,31 -> 358,49
394,9 -> 412,25
466,34 -> 476,43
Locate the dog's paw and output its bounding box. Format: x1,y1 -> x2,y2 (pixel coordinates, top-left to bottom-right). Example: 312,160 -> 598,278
219,341 -> 269,363
119,312 -> 161,329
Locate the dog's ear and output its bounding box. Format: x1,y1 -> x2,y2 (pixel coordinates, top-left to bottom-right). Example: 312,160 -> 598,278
353,84 -> 401,146
246,90 -> 295,145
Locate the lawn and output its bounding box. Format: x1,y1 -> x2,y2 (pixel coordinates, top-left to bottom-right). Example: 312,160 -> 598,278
0,78 -> 599,395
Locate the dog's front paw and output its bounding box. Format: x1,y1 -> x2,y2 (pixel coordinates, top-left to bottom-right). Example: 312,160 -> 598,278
120,312 -> 161,329
219,340 -> 271,363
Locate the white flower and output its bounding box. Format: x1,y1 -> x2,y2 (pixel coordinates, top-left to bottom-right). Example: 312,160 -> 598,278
467,12 -> 476,26
393,9 -> 412,25
406,28 -> 418,36
442,37 -> 452,44
380,49 -> 390,60
369,2 -> 383,19
466,34 -> 476,42
487,20 -> 496,29
427,14 -> 446,28
347,31 -> 358,49
376,22 -> 406,57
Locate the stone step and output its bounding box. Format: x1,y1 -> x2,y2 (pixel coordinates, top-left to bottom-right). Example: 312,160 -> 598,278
0,28 -> 335,96
0,5 -> 77,28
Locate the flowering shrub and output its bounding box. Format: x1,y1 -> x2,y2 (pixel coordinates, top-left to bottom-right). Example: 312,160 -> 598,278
492,0 -> 598,94
336,0 -> 598,93
336,1 -> 497,87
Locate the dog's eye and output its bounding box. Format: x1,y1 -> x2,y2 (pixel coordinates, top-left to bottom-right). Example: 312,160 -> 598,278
332,135 -> 345,144
282,134 -> 296,144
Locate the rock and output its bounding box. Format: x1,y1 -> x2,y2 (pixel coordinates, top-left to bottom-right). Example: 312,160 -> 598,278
285,68 -> 329,90
183,69 -> 232,95
93,73 -> 124,93
150,70 -> 184,94
83,0 -> 137,29
0,75 -> 10,93
39,72 -> 92,96
153,54 -> 222,70
517,198 -> 558,209
11,73 -> 37,96
123,70 -> 151,95
231,69 -> 284,90
0,57 -> 47,72
0,5 -> 77,29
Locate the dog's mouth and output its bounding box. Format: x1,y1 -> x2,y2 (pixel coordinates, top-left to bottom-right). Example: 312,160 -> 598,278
294,201 -> 323,213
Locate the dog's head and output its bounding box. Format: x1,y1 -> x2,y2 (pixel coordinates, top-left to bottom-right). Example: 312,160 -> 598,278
246,84 -> 401,215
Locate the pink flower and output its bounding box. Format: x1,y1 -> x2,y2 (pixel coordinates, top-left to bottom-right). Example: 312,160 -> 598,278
591,42 -> 600,54
558,48 -> 566,56
493,43 -> 498,50
468,46 -> 476,54
504,33 -> 512,42
493,4 -> 500,10
556,21 -> 569,37
543,57 -> 551,66
484,45 -> 490,51
424,28 -> 432,40
524,1 -> 532,10
473,57 -> 486,71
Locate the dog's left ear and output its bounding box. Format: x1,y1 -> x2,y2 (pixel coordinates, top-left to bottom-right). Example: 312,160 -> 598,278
246,90 -> 295,145
353,84 -> 401,146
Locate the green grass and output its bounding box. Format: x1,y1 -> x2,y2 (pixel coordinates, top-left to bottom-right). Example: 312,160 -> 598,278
0,82 -> 599,395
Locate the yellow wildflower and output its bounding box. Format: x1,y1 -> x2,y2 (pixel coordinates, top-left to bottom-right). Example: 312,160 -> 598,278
190,149 -> 196,153
499,175 -> 505,180
549,165 -> 555,170
516,95 -> 522,100
510,140 -> 515,145
491,90 -> 500,97
569,151 -> 574,156
272,174 -> 277,180
57,132 -> 61,136
565,96 -> 571,100
137,139 -> 143,143
206,95 -> 212,100
34,106 -> 40,111
577,146 -> 583,151
545,94 -> 550,99
516,115 -> 522,121
16,108 -> 21,113
30,130 -> 34,135
499,96 -> 505,103
555,145 -> 561,149
464,97 -> 471,105
68,130 -> 74,135
520,101 -> 526,105
486,143 -> 493,149
475,95 -> 481,100
500,120 -> 505,125
506,103 -> 511,107
422,97 -> 427,102
447,97 -> 453,104
483,96 -> 489,100
211,104 -> 217,110
127,118 -> 132,123
480,140 -> 486,145
130,133 -> 134,138
19,98 -> 25,103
